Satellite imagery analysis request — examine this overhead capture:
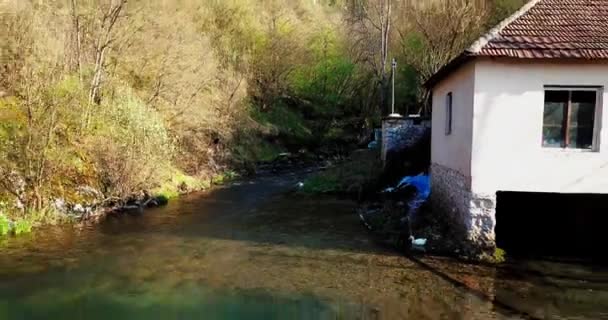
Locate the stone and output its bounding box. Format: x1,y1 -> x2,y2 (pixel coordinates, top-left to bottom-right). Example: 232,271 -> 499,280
430,163 -> 497,256
381,116 -> 431,164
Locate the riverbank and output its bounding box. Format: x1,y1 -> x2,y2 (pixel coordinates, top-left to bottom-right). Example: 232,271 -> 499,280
0,150 -> 333,239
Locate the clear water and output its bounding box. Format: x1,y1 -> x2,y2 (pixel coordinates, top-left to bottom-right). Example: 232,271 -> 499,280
0,173 -> 607,319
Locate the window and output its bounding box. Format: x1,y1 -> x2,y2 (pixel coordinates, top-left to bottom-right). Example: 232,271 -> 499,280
445,92 -> 453,135
542,87 -> 600,150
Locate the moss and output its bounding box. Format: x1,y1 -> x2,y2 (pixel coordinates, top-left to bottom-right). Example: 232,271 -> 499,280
212,174 -> 225,185
153,171 -> 210,200
493,247 -> 507,263
477,247 -> 507,264
210,170 -> 240,186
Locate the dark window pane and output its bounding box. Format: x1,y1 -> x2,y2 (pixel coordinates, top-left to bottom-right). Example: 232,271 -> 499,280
542,90 -> 567,147
568,91 -> 596,149
568,127 -> 593,149
543,126 -> 564,148
445,93 -> 452,135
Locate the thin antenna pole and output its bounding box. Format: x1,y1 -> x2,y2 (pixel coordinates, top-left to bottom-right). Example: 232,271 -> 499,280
391,58 -> 397,115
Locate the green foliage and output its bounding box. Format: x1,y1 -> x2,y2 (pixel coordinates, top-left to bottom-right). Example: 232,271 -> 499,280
87,87 -> 174,198
301,175 -> 342,194
493,247 -> 507,263
290,29 -> 356,112
252,105 -> 313,146
0,214 -> 10,236
0,0 -> 520,231
302,150 -> 382,195
230,130 -> 285,171
212,170 -> 239,185
12,219 -> 32,236
153,171 -> 210,200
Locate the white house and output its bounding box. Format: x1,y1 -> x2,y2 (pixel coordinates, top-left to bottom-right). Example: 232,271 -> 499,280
426,0 -> 608,253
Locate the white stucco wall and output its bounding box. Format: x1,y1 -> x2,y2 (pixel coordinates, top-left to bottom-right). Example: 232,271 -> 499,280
472,58 -> 608,194
431,62 -> 475,178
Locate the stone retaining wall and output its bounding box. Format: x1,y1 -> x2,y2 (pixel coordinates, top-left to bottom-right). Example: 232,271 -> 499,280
381,116 -> 430,164
430,163 -> 496,254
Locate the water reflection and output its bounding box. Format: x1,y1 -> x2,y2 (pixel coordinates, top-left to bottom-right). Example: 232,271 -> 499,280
0,174 -> 606,319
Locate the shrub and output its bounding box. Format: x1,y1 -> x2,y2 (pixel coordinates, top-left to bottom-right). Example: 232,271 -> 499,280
86,87 -> 174,199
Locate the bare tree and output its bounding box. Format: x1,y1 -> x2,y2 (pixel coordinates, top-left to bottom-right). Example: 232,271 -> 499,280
70,0 -> 83,82
89,0 -> 127,105
346,0 -> 393,115
81,0 -> 128,130
397,0 -> 488,112
248,3 -> 301,110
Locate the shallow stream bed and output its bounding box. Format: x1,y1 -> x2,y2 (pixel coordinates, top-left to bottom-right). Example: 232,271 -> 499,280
0,172 -> 606,319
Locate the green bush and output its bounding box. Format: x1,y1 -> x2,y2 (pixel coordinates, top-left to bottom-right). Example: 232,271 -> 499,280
86,87 -> 174,198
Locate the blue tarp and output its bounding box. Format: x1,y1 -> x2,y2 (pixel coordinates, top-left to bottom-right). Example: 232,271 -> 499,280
396,174 -> 430,200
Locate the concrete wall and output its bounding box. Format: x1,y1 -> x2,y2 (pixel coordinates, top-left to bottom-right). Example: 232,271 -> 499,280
431,62 -> 476,179
430,62 -> 496,253
473,58 -> 608,195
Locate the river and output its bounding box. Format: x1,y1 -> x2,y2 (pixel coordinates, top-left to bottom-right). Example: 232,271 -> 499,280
0,171 -> 607,319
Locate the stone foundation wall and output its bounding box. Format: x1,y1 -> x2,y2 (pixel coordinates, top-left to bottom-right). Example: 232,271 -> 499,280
430,163 -> 496,254
381,116 -> 431,164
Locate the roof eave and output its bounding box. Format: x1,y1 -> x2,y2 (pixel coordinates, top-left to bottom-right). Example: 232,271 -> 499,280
423,52 -> 475,89
425,0 -> 543,89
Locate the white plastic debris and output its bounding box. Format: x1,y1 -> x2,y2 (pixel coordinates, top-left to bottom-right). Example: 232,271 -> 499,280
411,238 -> 427,246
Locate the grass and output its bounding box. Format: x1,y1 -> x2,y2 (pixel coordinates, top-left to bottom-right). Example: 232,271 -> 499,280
0,211 -> 35,237
153,169 -> 240,201
13,219 -> 32,235
302,175 -> 342,193
153,171 -> 211,200
0,214 -> 10,236
212,170 -> 240,185
301,149 -> 382,195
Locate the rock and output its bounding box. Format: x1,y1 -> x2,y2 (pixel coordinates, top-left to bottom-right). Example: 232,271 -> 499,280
52,198 -> 67,213
76,185 -> 103,199
14,199 -> 24,210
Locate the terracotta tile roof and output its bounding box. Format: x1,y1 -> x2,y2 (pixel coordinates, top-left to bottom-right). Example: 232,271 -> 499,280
470,0 -> 608,59
426,0 -> 608,88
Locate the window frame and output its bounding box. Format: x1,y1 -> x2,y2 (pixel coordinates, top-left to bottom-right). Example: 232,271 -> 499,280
445,92 -> 453,135
542,86 -> 603,151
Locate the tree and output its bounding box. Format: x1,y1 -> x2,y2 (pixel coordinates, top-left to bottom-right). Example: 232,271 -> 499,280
345,0 -> 393,115
249,2 -> 302,110
83,0 -> 129,128
397,0 -> 487,113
